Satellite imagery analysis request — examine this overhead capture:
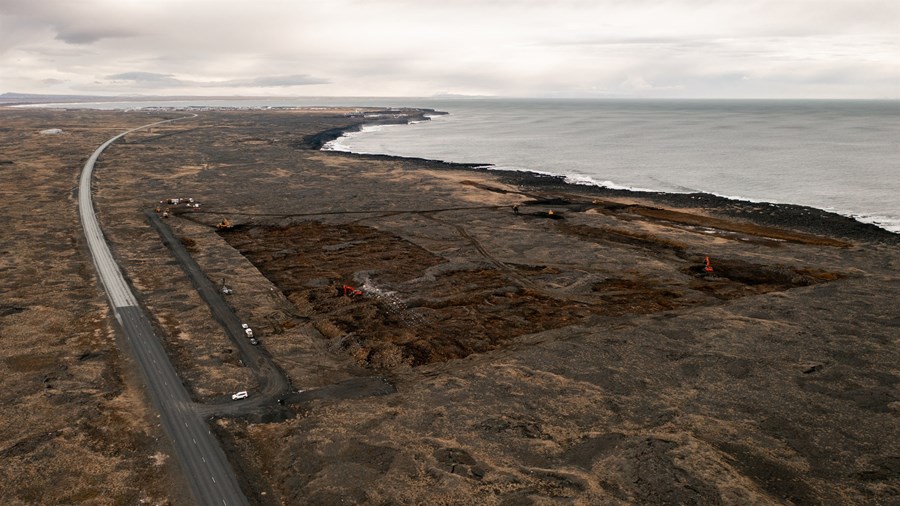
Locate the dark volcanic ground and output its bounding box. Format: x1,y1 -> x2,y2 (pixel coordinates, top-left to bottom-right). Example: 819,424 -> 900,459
1,107 -> 897,505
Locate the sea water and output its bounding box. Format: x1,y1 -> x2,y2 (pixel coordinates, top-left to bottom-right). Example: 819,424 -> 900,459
322,99 -> 898,234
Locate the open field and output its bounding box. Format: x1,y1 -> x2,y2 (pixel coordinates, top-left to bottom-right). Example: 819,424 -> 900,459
0,107 -> 897,504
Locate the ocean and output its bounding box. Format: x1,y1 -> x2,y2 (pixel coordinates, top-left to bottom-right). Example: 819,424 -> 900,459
26,97 -> 899,233
324,99 -> 900,234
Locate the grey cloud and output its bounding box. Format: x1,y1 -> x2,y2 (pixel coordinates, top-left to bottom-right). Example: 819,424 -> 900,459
2,0 -> 141,45
54,27 -> 137,45
3,0 -> 896,98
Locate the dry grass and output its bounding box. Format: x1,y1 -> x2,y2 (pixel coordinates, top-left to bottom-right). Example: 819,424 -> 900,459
2,107 -> 893,505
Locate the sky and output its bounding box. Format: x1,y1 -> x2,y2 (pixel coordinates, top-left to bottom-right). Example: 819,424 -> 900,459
1,0 -> 897,99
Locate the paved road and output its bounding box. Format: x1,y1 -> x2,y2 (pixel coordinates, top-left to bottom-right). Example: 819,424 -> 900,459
78,116 -> 250,506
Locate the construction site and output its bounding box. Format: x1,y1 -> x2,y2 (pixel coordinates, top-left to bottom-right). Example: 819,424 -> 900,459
0,107 -> 897,504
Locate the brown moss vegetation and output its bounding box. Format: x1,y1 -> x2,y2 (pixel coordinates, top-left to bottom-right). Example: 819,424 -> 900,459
3,107 -> 896,505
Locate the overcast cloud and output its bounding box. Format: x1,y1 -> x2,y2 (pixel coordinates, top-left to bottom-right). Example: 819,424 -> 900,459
0,0 -> 896,98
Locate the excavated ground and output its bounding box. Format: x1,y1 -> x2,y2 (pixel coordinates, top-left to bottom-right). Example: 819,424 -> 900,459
217,218 -> 839,369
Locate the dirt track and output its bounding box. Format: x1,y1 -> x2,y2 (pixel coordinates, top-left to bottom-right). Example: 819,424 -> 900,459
1,107 -> 897,504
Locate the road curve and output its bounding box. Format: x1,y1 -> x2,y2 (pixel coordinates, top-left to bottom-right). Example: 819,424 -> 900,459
78,115 -> 250,506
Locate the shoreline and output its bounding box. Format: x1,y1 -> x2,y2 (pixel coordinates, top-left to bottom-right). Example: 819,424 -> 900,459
314,112 -> 900,245
11,98 -> 896,236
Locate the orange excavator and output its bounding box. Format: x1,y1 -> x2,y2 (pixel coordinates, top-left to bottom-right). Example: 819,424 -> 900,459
337,285 -> 363,298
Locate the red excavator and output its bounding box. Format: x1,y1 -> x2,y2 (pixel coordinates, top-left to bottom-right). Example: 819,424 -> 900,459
337,285 -> 363,299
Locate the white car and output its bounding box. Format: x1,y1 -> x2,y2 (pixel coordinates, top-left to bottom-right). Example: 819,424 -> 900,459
231,391 -> 248,400
241,323 -> 249,329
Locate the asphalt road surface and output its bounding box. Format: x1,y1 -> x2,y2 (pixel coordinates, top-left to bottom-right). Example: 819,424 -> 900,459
78,115 -> 250,506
